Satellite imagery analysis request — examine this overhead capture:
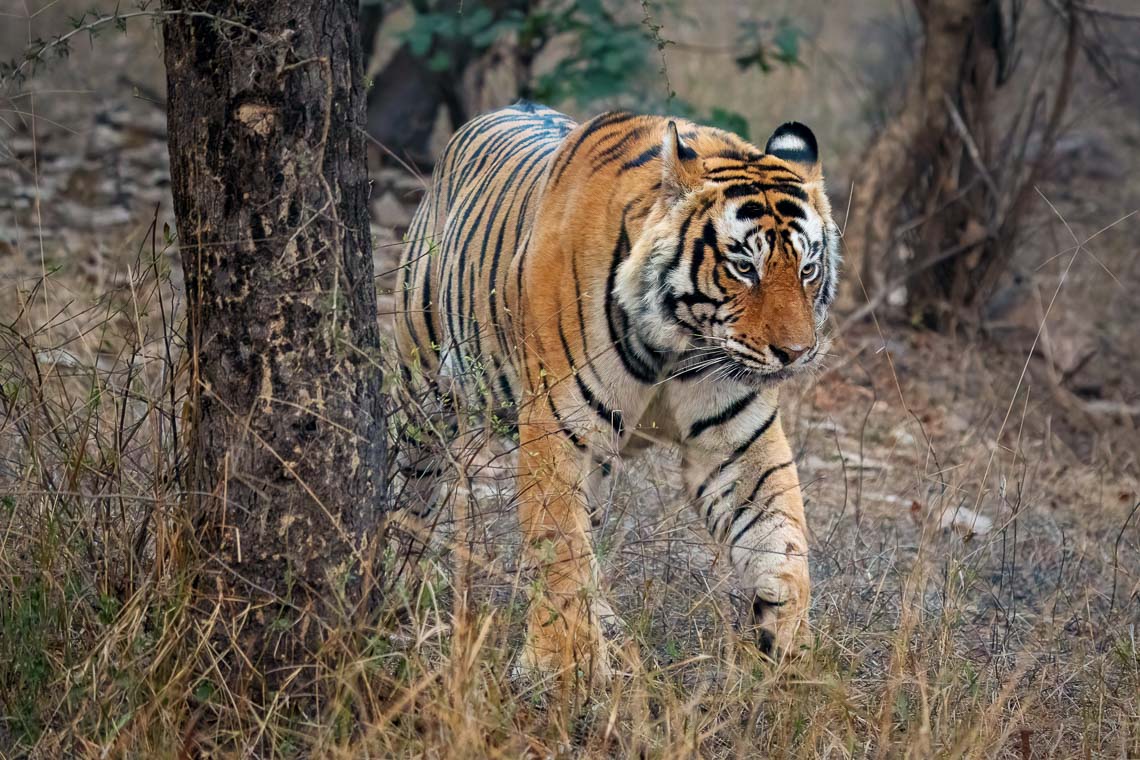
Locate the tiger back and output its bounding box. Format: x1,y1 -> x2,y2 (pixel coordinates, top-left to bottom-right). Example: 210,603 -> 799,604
396,103 -> 574,420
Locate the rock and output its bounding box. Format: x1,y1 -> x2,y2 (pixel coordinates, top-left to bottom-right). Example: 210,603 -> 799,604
372,191 -> 413,228
939,504 -> 992,539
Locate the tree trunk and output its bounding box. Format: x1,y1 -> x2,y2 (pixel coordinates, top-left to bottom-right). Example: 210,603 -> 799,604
163,0 -> 386,704
840,0 -> 1078,329
841,0 -> 985,308
364,0 -> 539,168
839,0 -> 995,315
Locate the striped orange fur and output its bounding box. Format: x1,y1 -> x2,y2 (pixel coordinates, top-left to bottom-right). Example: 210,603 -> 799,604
395,102 -> 840,680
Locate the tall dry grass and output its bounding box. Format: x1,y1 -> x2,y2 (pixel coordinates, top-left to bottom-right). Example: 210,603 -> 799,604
1,210 -> 1137,757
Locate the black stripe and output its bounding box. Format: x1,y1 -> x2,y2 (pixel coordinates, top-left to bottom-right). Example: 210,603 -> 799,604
558,318 -> 625,435
695,407 -> 778,498
730,408 -> 778,458
705,482 -> 736,523
723,183 -> 760,199
730,494 -> 779,546
664,200 -> 712,271
687,391 -> 757,439
550,111 -> 637,187
444,130 -> 555,380
745,461 -> 794,503
421,248 -> 439,358
706,165 -> 753,176
769,147 -> 815,165
487,144 -> 556,360
688,236 -> 709,295
819,269 -> 835,308
765,184 -> 808,201
497,374 -> 515,410
619,144 -> 661,171
604,219 -> 659,383
590,126 -> 648,171
708,173 -> 759,184
713,149 -> 746,161
775,199 -> 806,219
540,373 -> 588,451
701,219 -> 719,249
577,375 -> 624,435
725,505 -> 752,540
736,201 -> 767,220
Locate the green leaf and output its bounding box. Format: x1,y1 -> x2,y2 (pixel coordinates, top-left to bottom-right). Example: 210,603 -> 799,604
706,108 -> 750,140
458,6 -> 493,35
404,25 -> 433,57
427,50 -> 451,72
193,679 -> 216,703
773,22 -> 802,64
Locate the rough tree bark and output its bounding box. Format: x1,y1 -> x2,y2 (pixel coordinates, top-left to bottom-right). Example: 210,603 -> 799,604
163,0 -> 386,701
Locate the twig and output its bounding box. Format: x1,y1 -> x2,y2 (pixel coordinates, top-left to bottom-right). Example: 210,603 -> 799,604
943,93 -> 1000,201
3,9 -> 270,85
358,127 -> 428,189
838,238 -> 985,334
1109,501 -> 1140,614
1072,2 -> 1140,22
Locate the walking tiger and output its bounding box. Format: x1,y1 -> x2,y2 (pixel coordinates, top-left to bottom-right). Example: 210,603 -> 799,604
394,102 -> 840,680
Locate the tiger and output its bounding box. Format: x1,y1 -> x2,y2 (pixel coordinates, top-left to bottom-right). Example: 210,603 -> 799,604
394,102 -> 840,681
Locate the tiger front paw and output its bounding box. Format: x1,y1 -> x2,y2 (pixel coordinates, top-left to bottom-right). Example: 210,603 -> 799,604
742,539 -> 811,658
520,593 -> 615,686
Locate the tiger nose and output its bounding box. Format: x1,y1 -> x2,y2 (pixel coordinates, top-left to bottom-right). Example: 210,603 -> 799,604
769,343 -> 810,365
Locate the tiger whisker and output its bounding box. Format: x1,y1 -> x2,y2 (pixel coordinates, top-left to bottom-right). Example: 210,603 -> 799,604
655,357 -> 729,386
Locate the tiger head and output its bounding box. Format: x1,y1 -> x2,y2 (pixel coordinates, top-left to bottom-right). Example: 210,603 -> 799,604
620,119 -> 840,385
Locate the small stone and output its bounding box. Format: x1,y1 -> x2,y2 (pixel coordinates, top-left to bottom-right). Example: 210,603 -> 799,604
372,191 -> 413,228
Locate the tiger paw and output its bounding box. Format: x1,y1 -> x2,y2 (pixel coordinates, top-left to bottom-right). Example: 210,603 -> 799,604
742,540 -> 811,658
749,594 -> 809,659
519,595 -> 615,686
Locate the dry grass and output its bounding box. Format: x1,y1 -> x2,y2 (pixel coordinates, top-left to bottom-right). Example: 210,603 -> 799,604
0,247 -> 1135,756
3,2 -> 1140,757
1,184 -> 1137,758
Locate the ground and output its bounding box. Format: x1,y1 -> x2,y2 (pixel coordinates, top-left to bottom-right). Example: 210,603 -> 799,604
1,2 -> 1138,757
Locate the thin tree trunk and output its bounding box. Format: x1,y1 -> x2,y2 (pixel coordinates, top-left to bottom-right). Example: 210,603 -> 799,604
840,0 -> 984,309
363,0 -> 539,167
842,0 -> 1078,329
366,42 -> 461,168
163,0 -> 386,703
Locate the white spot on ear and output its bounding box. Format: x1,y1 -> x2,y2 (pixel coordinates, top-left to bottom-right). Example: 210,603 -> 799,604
767,133 -> 808,154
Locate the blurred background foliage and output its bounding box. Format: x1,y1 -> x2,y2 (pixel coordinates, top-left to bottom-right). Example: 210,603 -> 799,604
360,0 -> 804,163
2,0 -> 1135,334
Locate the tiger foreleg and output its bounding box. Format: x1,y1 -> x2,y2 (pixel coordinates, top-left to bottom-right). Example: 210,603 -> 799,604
677,395 -> 811,658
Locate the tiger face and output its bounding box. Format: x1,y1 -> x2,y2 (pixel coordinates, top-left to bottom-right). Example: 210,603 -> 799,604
623,120 -> 840,385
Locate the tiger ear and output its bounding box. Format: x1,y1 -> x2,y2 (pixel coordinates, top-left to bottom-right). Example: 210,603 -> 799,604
661,121 -> 701,200
764,122 -> 821,180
